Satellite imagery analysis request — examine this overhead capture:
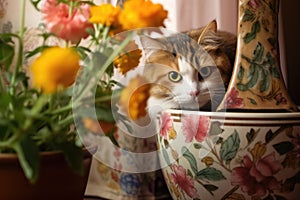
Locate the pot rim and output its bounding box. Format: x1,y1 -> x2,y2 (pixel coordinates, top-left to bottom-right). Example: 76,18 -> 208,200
0,145 -> 97,161
162,108 -> 300,120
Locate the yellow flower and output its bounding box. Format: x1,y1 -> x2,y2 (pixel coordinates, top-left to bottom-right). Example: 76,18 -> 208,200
119,0 -> 168,30
82,117 -> 116,135
201,156 -> 214,167
119,75 -> 151,120
168,127 -> 177,140
249,142 -> 266,161
89,4 -> 122,34
30,47 -> 80,93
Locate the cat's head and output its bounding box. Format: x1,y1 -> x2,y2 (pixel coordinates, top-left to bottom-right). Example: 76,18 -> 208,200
139,20 -> 235,113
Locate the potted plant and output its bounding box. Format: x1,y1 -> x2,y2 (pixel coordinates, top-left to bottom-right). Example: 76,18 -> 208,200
0,0 -> 167,199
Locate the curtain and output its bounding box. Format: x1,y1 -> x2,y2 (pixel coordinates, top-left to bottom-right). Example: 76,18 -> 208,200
151,0 -> 287,84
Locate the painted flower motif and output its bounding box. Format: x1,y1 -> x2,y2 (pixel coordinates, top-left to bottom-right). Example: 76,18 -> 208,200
249,142 -> 266,161
284,132 -> 300,168
42,0 -> 93,43
119,75 -> 151,120
201,156 -> 214,167
158,112 -> 174,139
274,93 -> 287,105
225,88 -> 244,109
170,164 -> 198,198
30,47 -> 80,93
231,152 -> 282,197
118,0 -> 168,30
248,0 -> 261,9
182,114 -> 210,143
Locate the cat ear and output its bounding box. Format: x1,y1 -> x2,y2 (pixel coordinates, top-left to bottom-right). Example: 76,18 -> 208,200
197,20 -> 217,44
138,35 -> 167,58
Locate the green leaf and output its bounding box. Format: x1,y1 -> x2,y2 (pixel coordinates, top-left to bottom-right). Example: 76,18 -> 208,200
237,83 -> 248,91
246,128 -> 257,144
253,42 -> 264,62
270,66 -> 281,79
196,167 -> 226,181
60,142 -> 84,176
265,129 -> 275,143
182,146 -> 198,174
259,70 -> 270,92
247,65 -> 259,88
0,93 -> 12,110
193,143 -> 202,149
220,130 -> 240,163
209,121 -> 224,135
273,141 -> 294,155
162,147 -> 171,166
203,184 -> 218,192
238,65 -> 244,80
248,97 -> 257,105
280,171 -> 300,192
0,39 -> 15,70
14,135 -> 40,183
244,20 -> 261,44
242,9 -> 255,22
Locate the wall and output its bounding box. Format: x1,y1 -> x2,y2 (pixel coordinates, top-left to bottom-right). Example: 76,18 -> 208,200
282,1 -> 300,105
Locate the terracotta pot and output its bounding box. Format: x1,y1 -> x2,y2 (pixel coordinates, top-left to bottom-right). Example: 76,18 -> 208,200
156,109 -> 300,199
0,147 -> 94,200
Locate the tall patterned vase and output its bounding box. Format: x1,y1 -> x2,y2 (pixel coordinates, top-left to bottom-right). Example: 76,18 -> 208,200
217,0 -> 298,112
156,0 -> 300,199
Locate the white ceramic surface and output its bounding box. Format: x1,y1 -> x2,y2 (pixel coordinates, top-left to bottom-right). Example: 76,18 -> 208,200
156,109 -> 300,199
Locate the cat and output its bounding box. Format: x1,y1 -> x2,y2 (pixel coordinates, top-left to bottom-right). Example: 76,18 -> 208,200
139,20 -> 236,115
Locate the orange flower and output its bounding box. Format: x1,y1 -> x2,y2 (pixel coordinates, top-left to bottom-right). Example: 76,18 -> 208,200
114,49 -> 142,75
82,117 -> 116,135
119,75 -> 151,120
119,0 -> 168,30
30,47 -> 80,93
89,4 -> 123,34
113,40 -> 142,75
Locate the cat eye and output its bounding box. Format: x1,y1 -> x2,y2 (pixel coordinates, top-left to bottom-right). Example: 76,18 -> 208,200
172,52 -> 177,57
199,66 -> 213,78
168,71 -> 182,82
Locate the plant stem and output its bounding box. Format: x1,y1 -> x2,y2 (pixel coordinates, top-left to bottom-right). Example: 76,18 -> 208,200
10,0 -> 26,95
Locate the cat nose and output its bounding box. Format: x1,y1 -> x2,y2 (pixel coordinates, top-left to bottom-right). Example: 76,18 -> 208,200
190,90 -> 199,97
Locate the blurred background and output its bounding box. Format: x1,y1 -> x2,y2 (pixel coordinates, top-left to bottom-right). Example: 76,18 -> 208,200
1,0 -> 299,104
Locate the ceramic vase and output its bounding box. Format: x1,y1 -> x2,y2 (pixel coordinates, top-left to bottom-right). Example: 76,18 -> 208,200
217,0 -> 297,112
156,0 -> 300,199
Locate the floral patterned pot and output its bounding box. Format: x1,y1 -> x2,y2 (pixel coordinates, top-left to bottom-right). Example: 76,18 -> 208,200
156,109 -> 300,200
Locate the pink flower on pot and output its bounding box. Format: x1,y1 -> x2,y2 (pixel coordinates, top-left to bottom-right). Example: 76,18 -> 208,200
231,152 -> 282,197
182,114 -> 210,143
248,0 -> 261,9
159,112 -> 173,139
170,164 -> 198,198
225,88 -> 244,109
42,0 -> 93,43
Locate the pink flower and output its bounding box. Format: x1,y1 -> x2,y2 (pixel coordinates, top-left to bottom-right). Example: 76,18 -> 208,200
231,153 -> 282,197
225,88 -> 244,109
182,114 -> 209,143
248,0 -> 261,9
274,93 -> 287,105
42,0 -> 93,43
159,112 -> 173,139
170,164 -> 198,198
